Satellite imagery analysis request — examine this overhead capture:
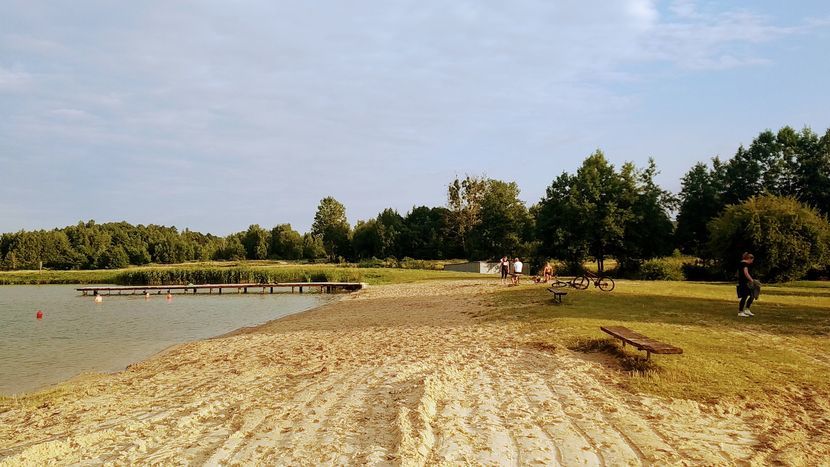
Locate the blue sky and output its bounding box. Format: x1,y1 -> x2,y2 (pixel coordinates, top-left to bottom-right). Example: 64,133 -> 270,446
1,0 -> 828,234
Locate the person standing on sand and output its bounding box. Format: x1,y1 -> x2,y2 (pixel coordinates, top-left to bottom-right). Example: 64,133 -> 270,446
737,252 -> 755,317
512,257 -> 523,285
500,256 -> 510,284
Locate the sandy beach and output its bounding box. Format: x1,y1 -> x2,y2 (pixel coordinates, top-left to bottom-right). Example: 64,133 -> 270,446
1,280 -> 762,465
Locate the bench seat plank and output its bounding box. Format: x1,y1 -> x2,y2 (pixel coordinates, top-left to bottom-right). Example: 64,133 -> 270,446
546,288 -> 568,304
600,326 -> 683,355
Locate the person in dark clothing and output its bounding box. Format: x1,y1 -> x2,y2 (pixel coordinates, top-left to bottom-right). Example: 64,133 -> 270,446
499,256 -> 510,285
737,252 -> 755,317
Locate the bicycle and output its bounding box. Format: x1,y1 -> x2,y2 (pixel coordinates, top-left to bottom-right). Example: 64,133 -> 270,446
571,270 -> 615,292
547,276 -> 573,288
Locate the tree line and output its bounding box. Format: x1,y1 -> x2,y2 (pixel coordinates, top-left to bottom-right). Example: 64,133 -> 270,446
3,125 -> 830,281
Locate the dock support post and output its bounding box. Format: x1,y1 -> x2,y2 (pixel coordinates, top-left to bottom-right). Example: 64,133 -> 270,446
299,286 -> 303,293
244,287 -> 248,294
270,287 -> 274,294
219,288 -> 222,295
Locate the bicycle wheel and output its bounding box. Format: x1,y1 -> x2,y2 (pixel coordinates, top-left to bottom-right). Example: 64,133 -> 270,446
571,275 -> 590,290
597,276 -> 615,292
550,279 -> 568,289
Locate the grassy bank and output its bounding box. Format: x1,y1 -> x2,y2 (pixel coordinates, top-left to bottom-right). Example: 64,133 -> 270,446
487,280 -> 830,457
489,280 -> 830,400
0,261 -> 481,286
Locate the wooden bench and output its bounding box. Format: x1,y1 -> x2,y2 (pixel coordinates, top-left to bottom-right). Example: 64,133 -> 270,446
547,288 -> 568,304
600,326 -> 682,360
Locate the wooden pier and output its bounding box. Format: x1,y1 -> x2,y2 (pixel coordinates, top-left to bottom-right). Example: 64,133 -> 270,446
77,282 -> 365,296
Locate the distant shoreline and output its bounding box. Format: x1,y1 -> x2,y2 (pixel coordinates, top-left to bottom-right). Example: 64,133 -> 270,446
0,261 -> 477,286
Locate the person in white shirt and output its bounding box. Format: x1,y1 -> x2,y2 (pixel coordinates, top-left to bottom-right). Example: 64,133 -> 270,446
512,257 -> 523,285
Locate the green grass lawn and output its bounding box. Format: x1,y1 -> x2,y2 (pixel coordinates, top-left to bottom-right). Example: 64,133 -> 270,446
488,280 -> 830,403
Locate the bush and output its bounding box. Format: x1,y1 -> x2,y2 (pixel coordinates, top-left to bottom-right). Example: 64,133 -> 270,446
114,267 -> 362,286
638,258 -> 686,281
98,246 -> 130,269
354,257 -> 457,270
681,262 -> 725,281
806,266 -> 830,281
708,196 -> 830,282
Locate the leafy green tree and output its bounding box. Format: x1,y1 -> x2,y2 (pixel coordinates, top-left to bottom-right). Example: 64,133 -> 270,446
301,233 -> 326,260
311,197 -> 351,261
748,130 -> 786,194
97,245 -> 130,269
218,235 -> 247,261
243,224 -> 269,260
447,176 -> 487,255
722,145 -> 764,205
536,152 -> 673,272
466,180 -> 531,260
269,224 -> 303,260
375,208 -> 405,258
401,206 -> 460,259
351,219 -> 382,259
535,172 -> 583,265
675,162 -> 724,255
559,151 -> 632,271
793,128 -> 830,215
678,126 -> 830,258
775,126 -> 802,197
618,158 -> 676,265
708,195 -> 830,282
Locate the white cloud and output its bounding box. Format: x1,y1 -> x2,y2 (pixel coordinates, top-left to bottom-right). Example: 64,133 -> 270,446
0,66 -> 30,91
48,108 -> 92,119
641,1 -> 824,70
669,0 -> 701,19
0,0 -> 827,232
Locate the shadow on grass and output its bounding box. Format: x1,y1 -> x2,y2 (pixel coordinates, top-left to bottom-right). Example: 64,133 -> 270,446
492,286 -> 830,337
762,288 -> 830,298
568,337 -> 659,374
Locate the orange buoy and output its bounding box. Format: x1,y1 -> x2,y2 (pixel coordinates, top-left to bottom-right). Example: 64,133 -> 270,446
36,310 -> 43,320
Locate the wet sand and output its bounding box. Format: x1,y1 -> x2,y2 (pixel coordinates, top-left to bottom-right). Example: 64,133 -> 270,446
0,280 -> 761,465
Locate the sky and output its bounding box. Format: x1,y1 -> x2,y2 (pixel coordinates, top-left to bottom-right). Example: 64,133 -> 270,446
1,0 -> 829,235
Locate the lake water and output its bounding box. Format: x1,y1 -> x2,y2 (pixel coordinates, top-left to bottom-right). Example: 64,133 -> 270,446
0,285 -> 331,395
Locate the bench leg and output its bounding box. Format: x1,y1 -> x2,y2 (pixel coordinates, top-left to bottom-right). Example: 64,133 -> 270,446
646,351 -> 651,361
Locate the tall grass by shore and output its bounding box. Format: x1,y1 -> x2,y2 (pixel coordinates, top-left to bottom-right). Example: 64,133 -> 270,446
114,267 -> 362,285
0,261 -> 481,285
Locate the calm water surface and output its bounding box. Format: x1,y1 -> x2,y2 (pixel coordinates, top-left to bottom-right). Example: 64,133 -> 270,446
0,285 -> 331,395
